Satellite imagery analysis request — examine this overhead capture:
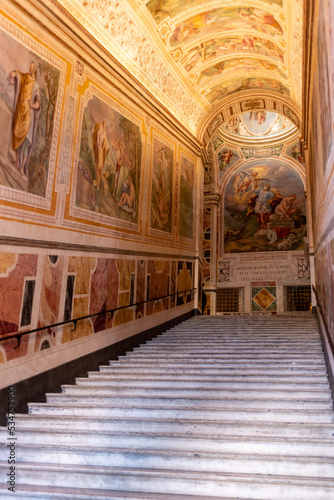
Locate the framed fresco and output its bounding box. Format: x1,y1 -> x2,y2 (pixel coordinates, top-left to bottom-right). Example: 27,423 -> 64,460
149,133 -> 174,235
317,0 -> 333,175
224,159 -> 306,253
178,153 -> 195,241
0,18 -> 66,210
71,87 -> 143,229
218,147 -> 240,178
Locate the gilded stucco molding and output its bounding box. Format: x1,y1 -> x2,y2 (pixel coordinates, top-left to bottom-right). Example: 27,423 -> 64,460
56,0 -> 205,133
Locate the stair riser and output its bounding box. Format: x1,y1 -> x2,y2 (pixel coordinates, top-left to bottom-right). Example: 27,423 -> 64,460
88,373 -> 330,383
28,404 -> 334,423
111,361 -> 327,368
53,393 -> 333,410
14,415 -> 334,438
149,342 -> 322,347
54,388 -> 332,399
1,429 -> 333,457
121,354 -> 325,361
0,466 -> 332,500
135,343 -> 324,349
100,366 -> 329,375
2,448 -> 333,478
159,332 -> 321,337
72,381 -> 331,391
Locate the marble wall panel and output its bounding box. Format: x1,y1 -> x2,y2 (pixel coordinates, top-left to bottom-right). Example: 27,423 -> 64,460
177,261 -> 193,306
114,259 -> 136,326
136,260 -> 146,320
61,257 -> 96,343
0,253 -> 38,360
146,260 -> 171,316
90,258 -> 119,333
0,249 -> 196,382
35,255 -> 64,351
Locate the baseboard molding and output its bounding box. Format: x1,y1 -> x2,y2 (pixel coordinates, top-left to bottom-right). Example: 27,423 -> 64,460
0,309 -> 198,426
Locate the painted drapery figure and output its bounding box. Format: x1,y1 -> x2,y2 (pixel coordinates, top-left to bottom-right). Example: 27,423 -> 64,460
8,61 -> 40,177
253,183 -> 275,229
92,120 -> 109,190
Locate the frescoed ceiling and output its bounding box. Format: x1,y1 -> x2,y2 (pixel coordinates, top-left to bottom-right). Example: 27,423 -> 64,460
55,0 -> 304,136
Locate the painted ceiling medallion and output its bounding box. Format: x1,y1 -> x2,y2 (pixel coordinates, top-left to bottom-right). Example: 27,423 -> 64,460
221,111 -> 296,138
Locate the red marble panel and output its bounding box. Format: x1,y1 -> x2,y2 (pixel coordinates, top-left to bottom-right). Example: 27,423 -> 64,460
0,253 -> 38,360
90,258 -> 119,332
35,256 -> 64,351
146,261 -> 171,316
0,254 -> 38,335
136,260 -> 146,319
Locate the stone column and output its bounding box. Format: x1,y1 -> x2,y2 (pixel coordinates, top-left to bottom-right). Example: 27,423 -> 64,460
203,191 -> 221,315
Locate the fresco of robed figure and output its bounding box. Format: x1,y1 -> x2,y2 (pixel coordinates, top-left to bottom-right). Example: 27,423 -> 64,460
150,137 -> 173,233
179,155 -> 194,240
0,28 -> 60,197
76,95 -> 142,223
224,160 -> 307,253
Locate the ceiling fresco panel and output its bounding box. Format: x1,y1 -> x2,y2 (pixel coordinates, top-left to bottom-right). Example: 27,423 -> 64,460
168,7 -> 284,49
146,1 -> 284,26
204,78 -> 290,105
196,58 -> 288,89
181,36 -> 285,74
55,0 -> 304,133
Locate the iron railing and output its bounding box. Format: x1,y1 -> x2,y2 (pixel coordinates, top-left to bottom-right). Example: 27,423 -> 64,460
312,285 -> 334,356
0,287 -> 197,349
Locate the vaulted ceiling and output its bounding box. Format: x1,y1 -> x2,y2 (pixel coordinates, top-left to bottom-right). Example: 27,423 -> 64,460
56,0 -> 304,137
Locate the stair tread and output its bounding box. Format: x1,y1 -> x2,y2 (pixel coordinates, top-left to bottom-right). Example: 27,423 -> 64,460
1,461 -> 334,485
0,484 -> 255,500
6,442 -> 334,463
3,426 -> 334,445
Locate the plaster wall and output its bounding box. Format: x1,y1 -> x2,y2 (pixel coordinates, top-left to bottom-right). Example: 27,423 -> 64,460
0,3 -> 201,388
309,0 -> 334,348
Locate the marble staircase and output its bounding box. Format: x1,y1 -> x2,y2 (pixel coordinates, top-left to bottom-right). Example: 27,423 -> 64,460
1,314 -> 334,499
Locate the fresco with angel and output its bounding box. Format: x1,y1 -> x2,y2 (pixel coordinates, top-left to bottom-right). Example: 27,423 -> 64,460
224,160 -> 306,253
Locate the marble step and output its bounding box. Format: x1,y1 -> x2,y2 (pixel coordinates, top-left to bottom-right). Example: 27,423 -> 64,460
161,330 -> 320,334
0,462 -> 333,500
55,391 -> 332,411
165,328 -> 320,332
2,443 -> 334,478
1,427 -> 333,457
14,414 -> 334,439
28,401 -> 334,423
70,379 -> 331,392
130,351 -> 325,358
136,344 -> 324,351
88,371 -> 330,382
109,360 -> 326,369
58,385 -> 332,400
99,365 -> 329,376
120,353 -> 326,361
154,341 -> 322,347
0,485 -> 237,500
161,333 -> 320,337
